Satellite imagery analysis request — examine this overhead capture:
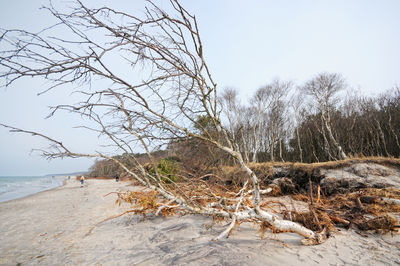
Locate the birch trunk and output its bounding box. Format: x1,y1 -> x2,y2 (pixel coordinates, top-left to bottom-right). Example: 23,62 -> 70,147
296,126 -> 303,162
323,114 -> 347,160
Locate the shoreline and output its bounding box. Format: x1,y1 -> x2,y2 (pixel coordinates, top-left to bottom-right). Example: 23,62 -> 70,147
1,178 -> 399,265
0,175 -> 69,204
0,177 -> 122,206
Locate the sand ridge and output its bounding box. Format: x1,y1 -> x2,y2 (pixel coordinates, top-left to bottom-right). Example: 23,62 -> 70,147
1,179 -> 399,265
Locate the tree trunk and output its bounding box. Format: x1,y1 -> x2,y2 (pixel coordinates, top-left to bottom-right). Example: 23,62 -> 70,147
296,126 -> 303,162
323,114 -> 347,160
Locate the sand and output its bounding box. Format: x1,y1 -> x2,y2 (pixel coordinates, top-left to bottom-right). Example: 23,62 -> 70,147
1,179 -> 400,265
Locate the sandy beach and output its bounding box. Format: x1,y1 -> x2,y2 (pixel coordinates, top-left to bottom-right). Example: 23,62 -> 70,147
1,178 -> 400,265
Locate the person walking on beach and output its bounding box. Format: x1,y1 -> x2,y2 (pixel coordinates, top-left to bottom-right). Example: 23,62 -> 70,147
115,173 -> 120,182
80,176 -> 85,186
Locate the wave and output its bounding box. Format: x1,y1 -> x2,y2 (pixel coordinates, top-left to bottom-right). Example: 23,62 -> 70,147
0,175 -> 66,203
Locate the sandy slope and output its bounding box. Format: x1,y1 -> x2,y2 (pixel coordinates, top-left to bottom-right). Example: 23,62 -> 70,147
1,179 -> 399,265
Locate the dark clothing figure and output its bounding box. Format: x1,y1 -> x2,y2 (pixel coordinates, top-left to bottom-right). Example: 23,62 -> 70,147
115,174 -> 120,182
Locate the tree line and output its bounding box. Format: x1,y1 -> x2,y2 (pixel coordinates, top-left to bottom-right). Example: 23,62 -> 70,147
220,72 -> 399,164
89,72 -> 399,177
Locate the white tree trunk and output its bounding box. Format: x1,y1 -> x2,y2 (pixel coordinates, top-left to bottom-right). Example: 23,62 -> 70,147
323,114 -> 347,160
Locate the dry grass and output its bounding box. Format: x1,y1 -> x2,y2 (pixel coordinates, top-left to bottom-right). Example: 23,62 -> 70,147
361,215 -> 399,233
215,157 -> 400,188
278,185 -> 400,234
290,210 -> 335,232
252,156 -> 400,174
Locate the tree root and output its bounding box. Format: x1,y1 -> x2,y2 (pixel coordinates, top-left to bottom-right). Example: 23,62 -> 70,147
87,210 -> 136,235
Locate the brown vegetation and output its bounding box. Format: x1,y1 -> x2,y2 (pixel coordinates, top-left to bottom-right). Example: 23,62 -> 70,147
109,157 -> 400,239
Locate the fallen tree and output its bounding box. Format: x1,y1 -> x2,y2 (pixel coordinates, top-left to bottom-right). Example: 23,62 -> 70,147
0,0 -> 327,244
216,159 -> 400,235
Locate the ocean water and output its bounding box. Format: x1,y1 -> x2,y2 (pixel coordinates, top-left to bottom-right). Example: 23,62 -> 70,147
0,175 -> 66,203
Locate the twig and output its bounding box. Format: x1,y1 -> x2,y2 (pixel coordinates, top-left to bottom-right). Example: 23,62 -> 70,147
87,209 -> 136,235
155,198 -> 178,216
213,180 -> 248,241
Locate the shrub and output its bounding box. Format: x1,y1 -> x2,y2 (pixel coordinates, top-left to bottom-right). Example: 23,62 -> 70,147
152,157 -> 180,183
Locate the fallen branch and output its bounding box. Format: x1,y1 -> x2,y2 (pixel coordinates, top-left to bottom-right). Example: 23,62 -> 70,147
155,198 -> 179,216
213,181 -> 248,241
87,210 -> 137,235
329,215 -> 350,226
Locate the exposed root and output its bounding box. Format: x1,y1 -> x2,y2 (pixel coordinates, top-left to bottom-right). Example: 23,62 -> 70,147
301,227 -> 328,246
360,215 -> 400,233
291,187 -> 400,234
289,210 -> 335,232
94,182 -> 400,245
87,210 -> 136,235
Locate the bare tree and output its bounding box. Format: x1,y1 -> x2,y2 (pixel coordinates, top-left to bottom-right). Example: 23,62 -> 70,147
376,87 -> 400,156
303,72 -> 347,160
290,90 -> 306,162
0,0 -> 327,244
221,87 -> 251,163
249,79 -> 291,162
249,86 -> 273,162
266,79 -> 292,162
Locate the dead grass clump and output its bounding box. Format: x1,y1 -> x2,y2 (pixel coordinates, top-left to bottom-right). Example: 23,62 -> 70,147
250,162 -> 284,174
327,188 -> 400,214
217,165 -> 248,186
255,156 -> 400,175
302,187 -> 400,233
113,190 -> 177,217
293,156 -> 400,172
291,194 -> 309,202
269,184 -> 282,196
364,187 -> 400,199
117,191 -> 158,208
361,215 -> 399,233
290,210 -> 335,232
363,200 -> 400,215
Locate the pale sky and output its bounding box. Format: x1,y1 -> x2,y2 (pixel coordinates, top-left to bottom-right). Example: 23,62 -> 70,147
0,0 -> 399,176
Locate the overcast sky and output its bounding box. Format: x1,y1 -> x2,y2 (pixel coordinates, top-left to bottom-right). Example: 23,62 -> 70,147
1,0 -> 399,176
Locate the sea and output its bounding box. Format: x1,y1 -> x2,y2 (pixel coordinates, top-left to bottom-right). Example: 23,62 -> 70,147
0,175 -> 67,203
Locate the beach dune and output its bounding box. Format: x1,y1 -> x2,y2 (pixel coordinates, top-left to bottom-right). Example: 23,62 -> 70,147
1,179 -> 399,265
